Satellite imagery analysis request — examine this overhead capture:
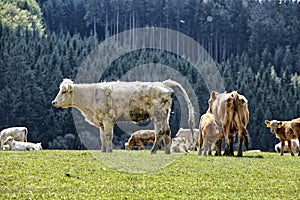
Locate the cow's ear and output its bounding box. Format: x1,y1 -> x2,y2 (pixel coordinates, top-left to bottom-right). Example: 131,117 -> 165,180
277,122 -> 282,128
67,83 -> 74,92
265,120 -> 270,128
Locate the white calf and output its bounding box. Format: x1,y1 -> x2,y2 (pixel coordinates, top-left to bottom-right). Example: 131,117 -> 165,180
4,136 -> 42,151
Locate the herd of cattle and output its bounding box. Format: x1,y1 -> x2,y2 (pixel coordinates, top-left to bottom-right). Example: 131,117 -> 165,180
1,79 -> 300,156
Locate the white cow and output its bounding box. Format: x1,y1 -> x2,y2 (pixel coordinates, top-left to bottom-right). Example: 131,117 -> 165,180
170,137 -> 189,153
175,128 -> 199,150
3,136 -> 42,151
52,79 -> 194,154
274,140 -> 299,153
0,127 -> 28,149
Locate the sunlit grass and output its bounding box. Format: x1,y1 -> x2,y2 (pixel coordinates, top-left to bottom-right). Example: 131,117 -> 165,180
0,150 -> 299,199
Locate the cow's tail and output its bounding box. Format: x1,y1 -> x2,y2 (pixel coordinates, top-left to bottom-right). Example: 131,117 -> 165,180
24,127 -> 28,142
163,80 -> 195,136
232,91 -> 249,150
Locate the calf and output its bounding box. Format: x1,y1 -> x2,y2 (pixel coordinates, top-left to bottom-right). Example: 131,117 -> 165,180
274,140 -> 299,154
265,118 -> 300,156
198,112 -> 221,156
175,128 -> 199,150
3,136 -> 42,151
0,127 -> 28,148
170,137 -> 189,153
125,130 -> 156,150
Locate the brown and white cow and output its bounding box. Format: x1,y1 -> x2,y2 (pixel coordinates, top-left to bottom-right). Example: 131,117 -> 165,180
207,91 -> 249,156
175,128 -> 199,150
198,112 -> 221,156
52,79 -> 194,154
125,130 -> 156,150
0,127 -> 28,149
265,118 -> 300,156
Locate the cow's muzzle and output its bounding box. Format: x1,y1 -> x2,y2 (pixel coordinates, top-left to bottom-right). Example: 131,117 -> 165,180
52,100 -> 59,108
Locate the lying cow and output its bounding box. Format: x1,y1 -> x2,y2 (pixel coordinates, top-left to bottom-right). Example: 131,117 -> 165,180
3,136 -> 42,151
0,127 -> 28,149
274,140 -> 299,154
265,118 -> 300,156
198,112 -> 221,156
52,79 -> 194,154
170,137 -> 189,153
207,91 -> 249,156
175,128 -> 199,150
125,130 -> 156,150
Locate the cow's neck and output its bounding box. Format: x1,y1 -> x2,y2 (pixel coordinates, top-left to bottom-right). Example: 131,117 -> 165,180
71,84 -> 99,126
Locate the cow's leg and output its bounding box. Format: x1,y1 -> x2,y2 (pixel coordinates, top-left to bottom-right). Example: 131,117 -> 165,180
151,105 -> 171,154
103,120 -> 114,153
151,129 -> 164,154
225,134 -> 235,156
203,141 -> 208,156
280,140 -> 285,156
198,132 -> 204,156
237,129 -> 244,157
298,138 -> 300,156
208,143 -> 212,156
287,140 -> 294,156
215,139 -> 222,156
162,131 -> 171,154
99,126 -> 106,152
229,135 -> 235,156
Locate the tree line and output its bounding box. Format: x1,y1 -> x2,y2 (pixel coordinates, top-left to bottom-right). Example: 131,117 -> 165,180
0,0 -> 300,151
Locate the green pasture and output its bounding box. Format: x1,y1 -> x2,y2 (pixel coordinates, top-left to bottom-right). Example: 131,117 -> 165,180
0,150 -> 299,199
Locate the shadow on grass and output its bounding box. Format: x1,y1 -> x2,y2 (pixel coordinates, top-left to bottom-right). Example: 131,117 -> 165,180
237,155 -> 264,159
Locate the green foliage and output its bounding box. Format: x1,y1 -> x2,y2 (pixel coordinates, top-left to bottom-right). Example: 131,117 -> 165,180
0,0 -> 44,35
0,150 -> 299,199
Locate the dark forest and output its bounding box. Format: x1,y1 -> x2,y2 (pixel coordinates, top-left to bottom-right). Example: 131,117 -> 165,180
1,0 -> 300,151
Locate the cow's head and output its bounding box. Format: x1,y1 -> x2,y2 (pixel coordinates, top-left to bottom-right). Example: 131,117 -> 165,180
52,79 -> 74,108
3,136 -> 14,145
172,137 -> 186,146
265,120 -> 282,133
207,91 -> 219,113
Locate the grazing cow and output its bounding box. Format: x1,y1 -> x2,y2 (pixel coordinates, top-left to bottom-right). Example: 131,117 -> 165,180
0,127 -> 28,149
170,137 -> 189,153
207,91 -> 249,156
125,130 -> 156,150
274,140 -> 299,154
198,112 -> 221,156
4,136 -> 42,151
265,118 -> 300,156
175,128 -> 199,150
52,79 -> 194,154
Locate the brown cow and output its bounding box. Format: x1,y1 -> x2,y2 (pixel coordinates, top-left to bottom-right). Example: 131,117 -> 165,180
125,130 -> 156,150
265,118 -> 300,156
52,79 -> 194,154
198,112 -> 221,156
207,91 -> 249,156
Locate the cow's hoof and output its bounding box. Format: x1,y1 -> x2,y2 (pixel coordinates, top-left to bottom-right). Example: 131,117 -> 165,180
237,154 -> 243,157
151,151 -> 157,154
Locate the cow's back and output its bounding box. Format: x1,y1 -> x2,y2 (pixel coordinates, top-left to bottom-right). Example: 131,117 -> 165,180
98,81 -> 173,123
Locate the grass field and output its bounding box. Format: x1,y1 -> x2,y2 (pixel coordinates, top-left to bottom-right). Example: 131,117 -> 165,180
0,150 -> 299,199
